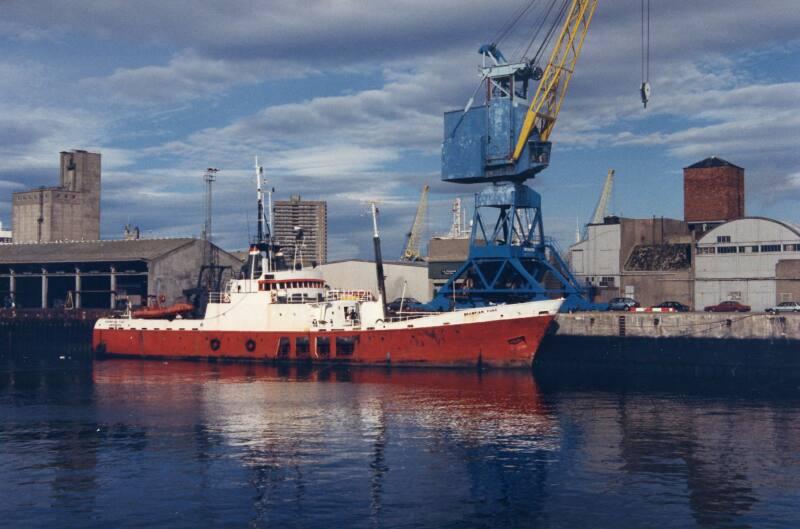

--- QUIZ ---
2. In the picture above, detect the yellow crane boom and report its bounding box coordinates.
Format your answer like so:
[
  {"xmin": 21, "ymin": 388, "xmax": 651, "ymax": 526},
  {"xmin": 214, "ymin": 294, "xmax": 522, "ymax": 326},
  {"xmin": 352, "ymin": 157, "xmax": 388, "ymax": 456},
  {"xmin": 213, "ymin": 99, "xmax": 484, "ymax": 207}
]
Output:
[
  {"xmin": 512, "ymin": 0, "xmax": 598, "ymax": 162},
  {"xmin": 401, "ymin": 184, "xmax": 429, "ymax": 262}
]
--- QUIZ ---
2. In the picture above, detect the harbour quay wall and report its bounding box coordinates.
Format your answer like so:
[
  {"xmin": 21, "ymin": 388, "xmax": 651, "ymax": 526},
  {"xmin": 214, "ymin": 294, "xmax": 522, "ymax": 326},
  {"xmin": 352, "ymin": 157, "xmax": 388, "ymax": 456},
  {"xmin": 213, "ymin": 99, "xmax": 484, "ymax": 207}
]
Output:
[
  {"xmin": 0, "ymin": 309, "xmax": 107, "ymax": 360},
  {"xmin": 539, "ymin": 311, "xmax": 800, "ymax": 373}
]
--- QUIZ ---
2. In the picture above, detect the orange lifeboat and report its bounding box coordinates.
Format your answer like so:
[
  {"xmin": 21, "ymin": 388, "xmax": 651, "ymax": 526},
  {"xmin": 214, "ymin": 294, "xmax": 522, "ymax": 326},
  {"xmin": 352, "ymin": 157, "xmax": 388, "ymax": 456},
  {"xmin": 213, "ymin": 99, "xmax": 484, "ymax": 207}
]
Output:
[{"xmin": 132, "ymin": 303, "xmax": 195, "ymax": 319}]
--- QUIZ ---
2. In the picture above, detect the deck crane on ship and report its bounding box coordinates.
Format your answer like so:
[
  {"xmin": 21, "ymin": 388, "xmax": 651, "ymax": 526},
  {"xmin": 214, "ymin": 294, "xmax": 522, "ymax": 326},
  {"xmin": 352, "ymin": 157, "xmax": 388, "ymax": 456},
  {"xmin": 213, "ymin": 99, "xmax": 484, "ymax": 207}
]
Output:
[{"xmin": 429, "ymin": 0, "xmax": 601, "ymax": 312}]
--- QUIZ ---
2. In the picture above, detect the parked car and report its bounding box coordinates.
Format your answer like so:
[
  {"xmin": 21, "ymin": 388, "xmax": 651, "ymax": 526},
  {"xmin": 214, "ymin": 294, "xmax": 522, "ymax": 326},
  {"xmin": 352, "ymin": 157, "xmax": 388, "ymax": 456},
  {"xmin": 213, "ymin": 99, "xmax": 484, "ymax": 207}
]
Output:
[
  {"xmin": 608, "ymin": 297, "xmax": 640, "ymax": 311},
  {"xmin": 703, "ymin": 300, "xmax": 751, "ymax": 313},
  {"xmin": 387, "ymin": 297, "xmax": 422, "ymax": 312},
  {"xmin": 653, "ymin": 301, "xmax": 690, "ymax": 312},
  {"xmin": 766, "ymin": 301, "xmax": 800, "ymax": 314}
]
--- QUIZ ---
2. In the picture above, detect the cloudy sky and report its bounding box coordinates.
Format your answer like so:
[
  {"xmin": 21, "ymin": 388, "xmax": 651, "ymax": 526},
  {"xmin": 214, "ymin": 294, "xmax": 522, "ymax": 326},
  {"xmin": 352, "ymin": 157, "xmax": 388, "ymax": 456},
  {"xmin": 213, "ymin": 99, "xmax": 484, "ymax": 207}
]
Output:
[{"xmin": 1, "ymin": 1, "xmax": 799, "ymax": 259}]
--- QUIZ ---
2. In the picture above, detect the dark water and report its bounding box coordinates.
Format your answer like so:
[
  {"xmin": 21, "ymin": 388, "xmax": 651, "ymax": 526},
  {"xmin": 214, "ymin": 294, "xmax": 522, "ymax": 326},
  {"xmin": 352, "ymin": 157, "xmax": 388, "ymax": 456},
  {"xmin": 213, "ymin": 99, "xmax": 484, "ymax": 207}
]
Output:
[{"xmin": 1, "ymin": 357, "xmax": 800, "ymax": 528}]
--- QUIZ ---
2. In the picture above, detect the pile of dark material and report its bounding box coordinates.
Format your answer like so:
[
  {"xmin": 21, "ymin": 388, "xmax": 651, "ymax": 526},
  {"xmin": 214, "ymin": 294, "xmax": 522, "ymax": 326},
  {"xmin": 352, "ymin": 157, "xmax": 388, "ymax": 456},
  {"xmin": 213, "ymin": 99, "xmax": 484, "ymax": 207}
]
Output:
[{"xmin": 624, "ymin": 244, "xmax": 691, "ymax": 271}]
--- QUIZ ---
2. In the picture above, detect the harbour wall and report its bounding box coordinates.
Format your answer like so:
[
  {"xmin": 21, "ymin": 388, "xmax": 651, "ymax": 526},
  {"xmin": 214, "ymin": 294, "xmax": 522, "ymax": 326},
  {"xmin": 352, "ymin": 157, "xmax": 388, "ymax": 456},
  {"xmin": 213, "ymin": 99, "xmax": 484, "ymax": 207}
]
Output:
[
  {"xmin": 2, "ymin": 309, "xmax": 800, "ymax": 374},
  {"xmin": 0, "ymin": 310, "xmax": 103, "ymax": 363},
  {"xmin": 538, "ymin": 311, "xmax": 800, "ymax": 373}
]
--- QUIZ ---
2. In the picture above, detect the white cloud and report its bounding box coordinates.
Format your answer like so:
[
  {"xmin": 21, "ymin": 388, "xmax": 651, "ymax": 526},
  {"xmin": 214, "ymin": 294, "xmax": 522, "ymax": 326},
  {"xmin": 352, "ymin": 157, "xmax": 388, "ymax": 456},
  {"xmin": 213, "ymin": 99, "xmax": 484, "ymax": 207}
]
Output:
[{"xmin": 82, "ymin": 50, "xmax": 316, "ymax": 105}]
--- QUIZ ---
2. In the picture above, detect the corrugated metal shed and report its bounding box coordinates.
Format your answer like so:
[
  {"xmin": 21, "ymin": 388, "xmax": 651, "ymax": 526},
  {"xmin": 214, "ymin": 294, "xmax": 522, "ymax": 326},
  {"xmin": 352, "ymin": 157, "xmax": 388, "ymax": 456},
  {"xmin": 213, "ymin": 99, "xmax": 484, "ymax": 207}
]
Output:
[{"xmin": 0, "ymin": 238, "xmax": 197, "ymax": 264}]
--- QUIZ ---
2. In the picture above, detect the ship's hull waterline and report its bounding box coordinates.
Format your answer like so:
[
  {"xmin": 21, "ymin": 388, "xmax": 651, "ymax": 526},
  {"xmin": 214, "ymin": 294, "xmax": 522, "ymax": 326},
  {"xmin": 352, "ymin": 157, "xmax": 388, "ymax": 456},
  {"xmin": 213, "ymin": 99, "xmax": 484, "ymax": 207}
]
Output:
[{"xmin": 93, "ymin": 309, "xmax": 556, "ymax": 368}]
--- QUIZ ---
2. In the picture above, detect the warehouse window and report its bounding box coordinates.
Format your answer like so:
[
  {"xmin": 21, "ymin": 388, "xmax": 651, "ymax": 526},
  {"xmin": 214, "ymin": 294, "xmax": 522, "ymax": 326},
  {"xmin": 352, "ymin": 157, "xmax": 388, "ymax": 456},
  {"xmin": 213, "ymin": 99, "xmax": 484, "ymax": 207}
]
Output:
[
  {"xmin": 697, "ymin": 247, "xmax": 715, "ymax": 255},
  {"xmin": 718, "ymin": 246, "xmax": 737, "ymax": 254},
  {"xmin": 738, "ymin": 246, "xmax": 747, "ymax": 253},
  {"xmin": 716, "ymin": 235, "xmax": 731, "ymax": 243},
  {"xmin": 751, "ymin": 245, "xmax": 760, "ymax": 253},
  {"xmin": 784, "ymin": 244, "xmax": 800, "ymax": 251},
  {"xmin": 761, "ymin": 244, "xmax": 781, "ymax": 252}
]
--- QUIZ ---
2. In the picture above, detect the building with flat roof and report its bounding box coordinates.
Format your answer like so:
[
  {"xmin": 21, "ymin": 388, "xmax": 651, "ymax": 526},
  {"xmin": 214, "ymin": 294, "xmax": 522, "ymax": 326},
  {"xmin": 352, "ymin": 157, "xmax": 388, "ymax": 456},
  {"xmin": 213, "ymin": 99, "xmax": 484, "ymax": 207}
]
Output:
[
  {"xmin": 318, "ymin": 259, "xmax": 430, "ymax": 302},
  {"xmin": 273, "ymin": 195, "xmax": 327, "ymax": 265},
  {"xmin": 0, "ymin": 238, "xmax": 241, "ymax": 310},
  {"xmin": 427, "ymin": 236, "xmax": 470, "ymax": 297},
  {"xmin": 0, "ymin": 222, "xmax": 11, "ymax": 244},
  {"xmin": 569, "ymin": 216, "xmax": 693, "ymax": 306},
  {"xmin": 12, "ymin": 150, "xmax": 101, "ymax": 243}
]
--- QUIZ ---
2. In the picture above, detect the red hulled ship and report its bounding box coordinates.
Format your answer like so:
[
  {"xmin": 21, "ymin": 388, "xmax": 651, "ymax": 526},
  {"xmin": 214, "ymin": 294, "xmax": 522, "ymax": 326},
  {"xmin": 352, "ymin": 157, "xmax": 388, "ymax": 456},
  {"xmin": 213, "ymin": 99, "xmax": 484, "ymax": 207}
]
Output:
[{"xmin": 93, "ymin": 159, "xmax": 561, "ymax": 368}]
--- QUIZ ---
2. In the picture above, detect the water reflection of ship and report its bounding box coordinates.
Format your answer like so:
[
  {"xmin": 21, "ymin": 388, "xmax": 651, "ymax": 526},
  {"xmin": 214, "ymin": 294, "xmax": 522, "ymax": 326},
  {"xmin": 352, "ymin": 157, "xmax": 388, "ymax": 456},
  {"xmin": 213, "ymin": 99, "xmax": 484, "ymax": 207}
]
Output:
[
  {"xmin": 93, "ymin": 361, "xmax": 558, "ymax": 524},
  {"xmin": 86, "ymin": 361, "xmax": 800, "ymax": 527}
]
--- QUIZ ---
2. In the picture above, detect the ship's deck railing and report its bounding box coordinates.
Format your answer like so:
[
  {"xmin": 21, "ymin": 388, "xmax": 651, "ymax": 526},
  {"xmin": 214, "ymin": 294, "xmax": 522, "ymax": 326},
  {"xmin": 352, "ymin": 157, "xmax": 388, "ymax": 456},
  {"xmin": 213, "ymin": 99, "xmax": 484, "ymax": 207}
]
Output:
[
  {"xmin": 209, "ymin": 292, "xmax": 231, "ymax": 304},
  {"xmin": 326, "ymin": 290, "xmax": 375, "ymax": 302},
  {"xmin": 382, "ymin": 311, "xmax": 440, "ymax": 323}
]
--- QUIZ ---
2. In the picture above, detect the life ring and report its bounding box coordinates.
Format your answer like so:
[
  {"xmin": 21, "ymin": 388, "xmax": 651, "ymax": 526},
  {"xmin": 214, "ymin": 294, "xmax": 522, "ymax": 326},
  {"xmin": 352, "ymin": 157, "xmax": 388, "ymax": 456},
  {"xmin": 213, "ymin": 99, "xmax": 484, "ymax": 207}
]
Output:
[
  {"xmin": 209, "ymin": 338, "xmax": 221, "ymax": 351},
  {"xmin": 245, "ymin": 339, "xmax": 256, "ymax": 352}
]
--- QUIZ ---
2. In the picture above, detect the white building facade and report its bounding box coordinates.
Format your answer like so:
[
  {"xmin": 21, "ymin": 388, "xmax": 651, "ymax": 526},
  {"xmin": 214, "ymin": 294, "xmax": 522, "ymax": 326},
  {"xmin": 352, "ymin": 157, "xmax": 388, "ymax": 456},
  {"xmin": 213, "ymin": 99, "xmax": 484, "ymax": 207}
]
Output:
[
  {"xmin": 569, "ymin": 221, "xmax": 622, "ymax": 290},
  {"xmin": 318, "ymin": 260, "xmax": 430, "ymax": 302},
  {"xmin": 695, "ymin": 217, "xmax": 800, "ymax": 311},
  {"xmin": 0, "ymin": 221, "xmax": 11, "ymax": 243}
]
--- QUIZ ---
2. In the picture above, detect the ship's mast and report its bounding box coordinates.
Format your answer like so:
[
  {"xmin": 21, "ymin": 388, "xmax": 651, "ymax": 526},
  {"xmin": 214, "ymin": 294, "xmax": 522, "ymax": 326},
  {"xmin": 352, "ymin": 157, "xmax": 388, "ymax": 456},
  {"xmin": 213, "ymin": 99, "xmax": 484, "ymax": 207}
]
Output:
[
  {"xmin": 371, "ymin": 203, "xmax": 388, "ymax": 317},
  {"xmin": 251, "ymin": 156, "xmax": 275, "ymax": 276},
  {"xmin": 255, "ymin": 156, "xmax": 265, "ymax": 243}
]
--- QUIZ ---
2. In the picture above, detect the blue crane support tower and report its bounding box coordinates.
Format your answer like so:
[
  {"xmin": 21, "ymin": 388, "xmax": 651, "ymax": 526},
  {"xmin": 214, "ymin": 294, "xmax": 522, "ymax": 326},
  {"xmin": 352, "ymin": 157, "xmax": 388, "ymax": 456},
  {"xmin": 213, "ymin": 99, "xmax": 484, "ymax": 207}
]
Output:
[{"xmin": 428, "ymin": 0, "xmax": 601, "ymax": 312}]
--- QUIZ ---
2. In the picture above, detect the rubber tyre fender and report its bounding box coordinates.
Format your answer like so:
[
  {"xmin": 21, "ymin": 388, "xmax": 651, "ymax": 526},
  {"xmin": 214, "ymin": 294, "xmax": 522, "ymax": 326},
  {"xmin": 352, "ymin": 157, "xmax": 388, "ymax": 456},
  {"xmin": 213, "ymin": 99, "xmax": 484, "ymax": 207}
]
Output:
[
  {"xmin": 245, "ymin": 339, "xmax": 256, "ymax": 352},
  {"xmin": 210, "ymin": 338, "xmax": 221, "ymax": 351}
]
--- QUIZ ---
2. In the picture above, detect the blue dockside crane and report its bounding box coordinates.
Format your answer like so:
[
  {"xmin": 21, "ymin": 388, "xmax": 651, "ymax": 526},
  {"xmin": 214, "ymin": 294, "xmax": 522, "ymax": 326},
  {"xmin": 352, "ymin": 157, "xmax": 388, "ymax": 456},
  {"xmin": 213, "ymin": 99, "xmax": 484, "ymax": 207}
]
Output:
[{"xmin": 428, "ymin": 0, "xmax": 602, "ymax": 312}]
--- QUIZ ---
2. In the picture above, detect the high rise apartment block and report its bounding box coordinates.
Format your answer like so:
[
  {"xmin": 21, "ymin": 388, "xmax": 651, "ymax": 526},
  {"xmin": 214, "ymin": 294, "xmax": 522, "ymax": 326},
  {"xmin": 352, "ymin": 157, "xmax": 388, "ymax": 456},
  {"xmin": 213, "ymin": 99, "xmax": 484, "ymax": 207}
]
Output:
[{"xmin": 273, "ymin": 195, "xmax": 327, "ymax": 266}]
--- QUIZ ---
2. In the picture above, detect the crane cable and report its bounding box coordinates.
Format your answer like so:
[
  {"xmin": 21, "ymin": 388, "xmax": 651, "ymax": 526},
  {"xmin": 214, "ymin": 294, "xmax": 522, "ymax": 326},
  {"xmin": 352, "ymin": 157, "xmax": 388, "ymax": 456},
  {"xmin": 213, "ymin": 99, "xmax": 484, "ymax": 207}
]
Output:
[
  {"xmin": 491, "ymin": 0, "xmax": 540, "ymax": 48},
  {"xmin": 640, "ymin": 0, "xmax": 651, "ymax": 108},
  {"xmin": 528, "ymin": 0, "xmax": 571, "ymax": 66},
  {"xmin": 522, "ymin": 0, "xmax": 567, "ymax": 64}
]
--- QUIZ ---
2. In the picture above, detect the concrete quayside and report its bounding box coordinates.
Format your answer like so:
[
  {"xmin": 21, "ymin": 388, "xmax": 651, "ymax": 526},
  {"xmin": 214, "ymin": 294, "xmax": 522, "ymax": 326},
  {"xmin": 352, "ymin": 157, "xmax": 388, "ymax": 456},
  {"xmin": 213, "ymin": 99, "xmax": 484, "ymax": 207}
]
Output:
[
  {"xmin": 2, "ymin": 309, "xmax": 800, "ymax": 375},
  {"xmin": 537, "ymin": 311, "xmax": 800, "ymax": 373}
]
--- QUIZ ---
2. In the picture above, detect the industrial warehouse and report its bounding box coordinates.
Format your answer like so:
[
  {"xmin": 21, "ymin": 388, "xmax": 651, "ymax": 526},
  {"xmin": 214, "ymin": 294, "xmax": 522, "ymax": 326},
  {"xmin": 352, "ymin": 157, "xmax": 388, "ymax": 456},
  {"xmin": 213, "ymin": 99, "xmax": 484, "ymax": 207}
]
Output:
[
  {"xmin": 1, "ymin": 151, "xmax": 799, "ymax": 313},
  {"xmin": 568, "ymin": 157, "xmax": 800, "ymax": 312}
]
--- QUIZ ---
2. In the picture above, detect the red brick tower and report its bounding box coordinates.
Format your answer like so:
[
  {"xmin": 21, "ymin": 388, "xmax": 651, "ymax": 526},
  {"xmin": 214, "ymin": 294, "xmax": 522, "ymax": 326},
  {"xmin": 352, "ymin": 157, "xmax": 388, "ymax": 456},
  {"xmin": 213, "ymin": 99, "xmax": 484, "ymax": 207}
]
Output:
[{"xmin": 683, "ymin": 157, "xmax": 744, "ymax": 224}]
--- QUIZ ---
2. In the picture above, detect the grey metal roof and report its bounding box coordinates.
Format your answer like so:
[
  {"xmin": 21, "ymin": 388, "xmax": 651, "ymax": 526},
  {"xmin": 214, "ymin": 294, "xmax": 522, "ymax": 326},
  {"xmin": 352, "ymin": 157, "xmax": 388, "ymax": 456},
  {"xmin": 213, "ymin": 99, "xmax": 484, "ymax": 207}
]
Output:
[
  {"xmin": 685, "ymin": 156, "xmax": 743, "ymax": 170},
  {"xmin": 321, "ymin": 258, "xmax": 428, "ymax": 268},
  {"xmin": 698, "ymin": 217, "xmax": 800, "ymax": 243},
  {"xmin": 0, "ymin": 238, "xmax": 198, "ymax": 264}
]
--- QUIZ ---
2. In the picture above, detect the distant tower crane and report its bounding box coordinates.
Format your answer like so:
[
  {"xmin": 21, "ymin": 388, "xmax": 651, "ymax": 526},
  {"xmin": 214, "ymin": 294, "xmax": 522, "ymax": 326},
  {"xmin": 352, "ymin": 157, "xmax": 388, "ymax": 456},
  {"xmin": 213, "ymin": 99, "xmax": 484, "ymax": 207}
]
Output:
[
  {"xmin": 430, "ymin": 0, "xmax": 600, "ymax": 311},
  {"xmin": 582, "ymin": 169, "xmax": 615, "ymax": 240},
  {"xmin": 400, "ymin": 184, "xmax": 429, "ymax": 262}
]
